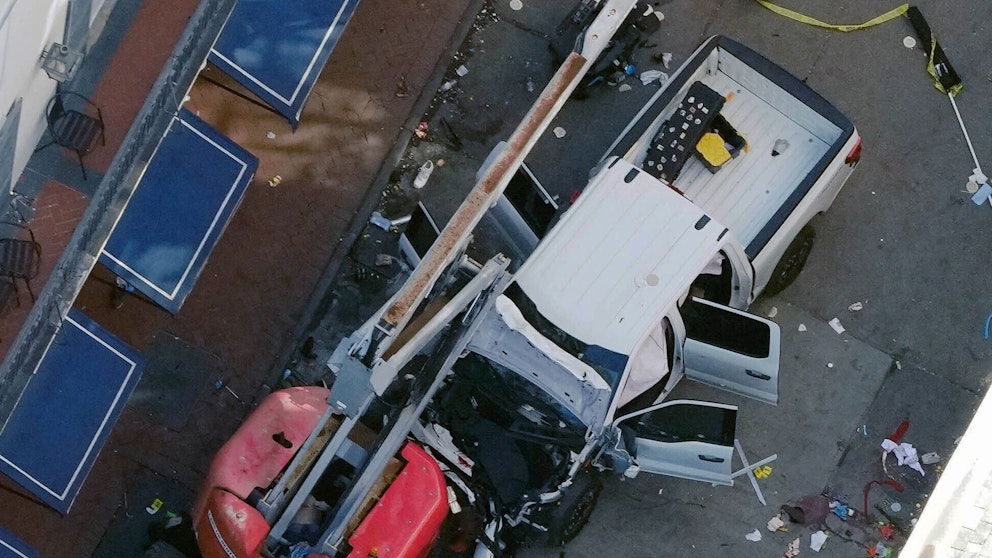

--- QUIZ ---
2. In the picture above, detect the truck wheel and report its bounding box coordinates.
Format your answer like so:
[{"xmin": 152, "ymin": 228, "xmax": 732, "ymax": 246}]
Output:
[
  {"xmin": 764, "ymin": 225, "xmax": 815, "ymax": 296},
  {"xmin": 545, "ymin": 471, "xmax": 602, "ymax": 546}
]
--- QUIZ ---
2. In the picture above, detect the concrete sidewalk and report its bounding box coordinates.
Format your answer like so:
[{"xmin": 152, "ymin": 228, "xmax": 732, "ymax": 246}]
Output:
[{"xmin": 0, "ymin": 0, "xmax": 478, "ymax": 556}]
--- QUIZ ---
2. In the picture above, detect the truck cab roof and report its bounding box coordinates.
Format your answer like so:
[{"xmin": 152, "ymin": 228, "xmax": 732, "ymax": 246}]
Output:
[{"xmin": 514, "ymin": 157, "xmax": 730, "ymax": 356}]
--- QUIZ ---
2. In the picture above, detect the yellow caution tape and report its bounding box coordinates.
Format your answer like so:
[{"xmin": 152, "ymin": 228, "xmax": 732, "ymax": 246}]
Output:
[
  {"xmin": 754, "ymin": 1, "xmax": 909, "ymax": 32},
  {"xmin": 927, "ymin": 38, "xmax": 963, "ymax": 96}
]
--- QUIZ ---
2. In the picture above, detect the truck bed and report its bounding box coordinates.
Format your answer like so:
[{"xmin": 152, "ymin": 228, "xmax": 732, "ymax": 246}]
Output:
[{"xmin": 611, "ymin": 37, "xmax": 849, "ymax": 256}]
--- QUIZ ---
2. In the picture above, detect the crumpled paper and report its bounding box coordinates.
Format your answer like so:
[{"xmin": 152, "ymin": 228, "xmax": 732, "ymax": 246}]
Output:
[
  {"xmin": 768, "ymin": 514, "xmax": 787, "ymax": 531},
  {"xmin": 810, "ymin": 530, "xmax": 828, "ymax": 552},
  {"xmin": 640, "ymin": 69, "xmax": 669, "ymax": 86},
  {"xmin": 745, "ymin": 529, "xmax": 762, "ymax": 542},
  {"xmin": 881, "ymin": 438, "xmax": 925, "ymax": 476}
]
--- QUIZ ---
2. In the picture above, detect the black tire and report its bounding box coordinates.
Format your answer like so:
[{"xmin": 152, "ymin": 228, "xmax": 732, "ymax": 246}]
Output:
[
  {"xmin": 764, "ymin": 224, "xmax": 816, "ymax": 296},
  {"xmin": 544, "ymin": 471, "xmax": 602, "ymax": 546}
]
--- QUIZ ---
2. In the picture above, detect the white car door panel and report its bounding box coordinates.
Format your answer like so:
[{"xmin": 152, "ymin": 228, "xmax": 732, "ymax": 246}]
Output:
[{"xmin": 681, "ymin": 297, "xmax": 780, "ymax": 405}]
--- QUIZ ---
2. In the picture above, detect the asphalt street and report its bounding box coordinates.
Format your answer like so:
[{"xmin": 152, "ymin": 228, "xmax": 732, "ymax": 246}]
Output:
[{"xmin": 304, "ymin": 0, "xmax": 992, "ymax": 556}]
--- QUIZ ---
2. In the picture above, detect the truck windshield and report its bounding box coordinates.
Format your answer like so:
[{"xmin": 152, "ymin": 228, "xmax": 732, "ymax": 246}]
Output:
[{"xmin": 503, "ymin": 282, "xmax": 626, "ymax": 390}]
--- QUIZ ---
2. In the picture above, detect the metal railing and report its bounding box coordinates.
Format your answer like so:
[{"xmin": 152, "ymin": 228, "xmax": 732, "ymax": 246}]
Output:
[{"xmin": 0, "ymin": 0, "xmax": 237, "ymax": 426}]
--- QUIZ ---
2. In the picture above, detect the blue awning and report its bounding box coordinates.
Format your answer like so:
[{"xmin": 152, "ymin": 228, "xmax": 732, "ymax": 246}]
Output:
[
  {"xmin": 0, "ymin": 309, "xmax": 143, "ymax": 514},
  {"xmin": 209, "ymin": 0, "xmax": 361, "ymax": 126},
  {"xmin": 99, "ymin": 108, "xmax": 258, "ymax": 313},
  {"xmin": 0, "ymin": 525, "xmax": 37, "ymax": 558}
]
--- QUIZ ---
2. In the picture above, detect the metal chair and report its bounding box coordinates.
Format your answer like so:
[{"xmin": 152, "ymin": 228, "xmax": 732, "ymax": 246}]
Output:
[
  {"xmin": 34, "ymin": 91, "xmax": 106, "ymax": 180},
  {"xmin": 0, "ymin": 223, "xmax": 41, "ymax": 303}
]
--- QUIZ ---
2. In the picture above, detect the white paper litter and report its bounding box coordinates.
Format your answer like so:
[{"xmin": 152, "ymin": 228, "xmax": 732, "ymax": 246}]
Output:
[
  {"xmin": 553, "ymin": 126, "xmax": 566, "ymax": 138},
  {"xmin": 509, "ymin": 0, "xmax": 523, "ymax": 10},
  {"xmin": 639, "ymin": 69, "xmax": 669, "ymax": 86},
  {"xmin": 618, "ymin": 83, "xmax": 632, "ymax": 92},
  {"xmin": 848, "ymin": 302, "xmax": 863, "ymax": 312},
  {"xmin": 810, "ymin": 530, "xmax": 828, "ymax": 552},
  {"xmin": 921, "ymin": 451, "xmax": 941, "ymax": 465},
  {"xmin": 785, "ymin": 537, "xmax": 801, "ymax": 557},
  {"xmin": 798, "ymin": 323, "xmax": 807, "ymax": 332},
  {"xmin": 767, "ymin": 306, "xmax": 778, "ymax": 318},
  {"xmin": 456, "ymin": 64, "xmax": 469, "ymax": 77},
  {"xmin": 745, "ymin": 529, "xmax": 762, "ymax": 542},
  {"xmin": 882, "ymin": 438, "xmax": 925, "ymax": 476},
  {"xmin": 767, "ymin": 515, "xmax": 786, "ymax": 532},
  {"xmin": 828, "ymin": 318, "xmax": 845, "ymax": 334},
  {"xmin": 903, "ymin": 36, "xmax": 917, "ymax": 48}
]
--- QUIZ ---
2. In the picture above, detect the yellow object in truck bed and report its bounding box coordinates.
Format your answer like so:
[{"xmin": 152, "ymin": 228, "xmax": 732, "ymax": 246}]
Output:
[{"xmin": 696, "ymin": 132, "xmax": 732, "ymax": 168}]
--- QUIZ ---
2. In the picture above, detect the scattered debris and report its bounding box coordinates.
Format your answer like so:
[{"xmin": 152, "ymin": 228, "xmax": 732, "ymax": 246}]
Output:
[
  {"xmin": 921, "ymin": 451, "xmax": 941, "ymax": 465},
  {"xmin": 414, "ymin": 160, "xmax": 435, "ymax": 189},
  {"xmin": 266, "ymin": 131, "xmax": 276, "ymax": 139},
  {"xmin": 415, "ymin": 121, "xmax": 429, "ymax": 139},
  {"xmin": 509, "ymin": 0, "xmax": 523, "ymax": 10},
  {"xmin": 902, "ymin": 36, "xmax": 916, "ymax": 49},
  {"xmin": 754, "ymin": 465, "xmax": 773, "ymax": 478},
  {"xmin": 907, "ymin": 8, "xmax": 990, "ymax": 201},
  {"xmin": 526, "ymin": 77, "xmax": 535, "ymax": 92},
  {"xmin": 268, "ymin": 175, "xmax": 282, "ymax": 187},
  {"xmin": 456, "ymin": 64, "xmax": 469, "ymax": 77},
  {"xmin": 768, "ymin": 514, "xmax": 787, "ymax": 532},
  {"xmin": 662, "ymin": 52, "xmax": 672, "ymax": 68},
  {"xmin": 828, "ymin": 318, "xmax": 845, "ymax": 334},
  {"xmin": 798, "ymin": 323, "xmax": 807, "ymax": 332},
  {"xmin": 810, "ymin": 530, "xmax": 828, "ymax": 552},
  {"xmin": 553, "ymin": 126, "xmax": 566, "ymax": 139},
  {"xmin": 146, "ymin": 497, "xmax": 164, "ymax": 515},
  {"xmin": 783, "ymin": 537, "xmax": 801, "ymax": 557},
  {"xmin": 745, "ymin": 529, "xmax": 762, "ymax": 542},
  {"xmin": 369, "ymin": 211, "xmax": 393, "ymax": 231},
  {"xmin": 767, "ymin": 306, "xmax": 778, "ymax": 318},
  {"xmin": 829, "ymin": 500, "xmax": 855, "ymax": 521},
  {"xmin": 772, "ymin": 138, "xmax": 790, "ymax": 156},
  {"xmin": 870, "ymin": 542, "xmax": 893, "ymax": 557},
  {"xmin": 439, "ymin": 80, "xmax": 457, "ymax": 92},
  {"xmin": 639, "ymin": 69, "xmax": 669, "ymax": 86},
  {"xmin": 781, "ymin": 494, "xmax": 829, "ymax": 526},
  {"xmin": 970, "ymin": 180, "xmax": 992, "ymax": 206},
  {"xmin": 826, "ymin": 362, "xmax": 833, "ymax": 368},
  {"xmin": 395, "ymin": 74, "xmax": 409, "ymax": 97},
  {"xmin": 858, "ymin": 424, "xmax": 869, "ymax": 437},
  {"xmin": 878, "ymin": 523, "xmax": 896, "ymax": 540},
  {"xmin": 881, "ymin": 438, "xmax": 925, "ymax": 476},
  {"xmin": 618, "ymin": 83, "xmax": 633, "ymax": 92},
  {"xmin": 848, "ymin": 301, "xmax": 863, "ymax": 312}
]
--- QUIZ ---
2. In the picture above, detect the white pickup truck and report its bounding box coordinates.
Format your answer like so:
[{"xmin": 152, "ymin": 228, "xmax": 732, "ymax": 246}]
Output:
[
  {"xmin": 192, "ymin": 31, "xmax": 861, "ymax": 558},
  {"xmin": 493, "ymin": 35, "xmax": 861, "ymax": 298}
]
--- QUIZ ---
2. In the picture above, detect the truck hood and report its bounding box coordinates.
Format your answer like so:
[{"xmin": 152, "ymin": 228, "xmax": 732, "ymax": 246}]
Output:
[{"xmin": 514, "ymin": 158, "xmax": 729, "ymax": 356}]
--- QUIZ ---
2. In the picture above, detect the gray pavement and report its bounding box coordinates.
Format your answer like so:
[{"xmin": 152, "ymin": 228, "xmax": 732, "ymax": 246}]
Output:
[
  {"xmin": 303, "ymin": 0, "xmax": 992, "ymax": 556},
  {"xmin": 4, "ymin": 0, "xmax": 977, "ymax": 555}
]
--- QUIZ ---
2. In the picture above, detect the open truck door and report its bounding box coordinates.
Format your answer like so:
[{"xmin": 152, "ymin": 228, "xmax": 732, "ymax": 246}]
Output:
[
  {"xmin": 680, "ymin": 297, "xmax": 780, "ymax": 405},
  {"xmin": 614, "ymin": 400, "xmax": 738, "ymax": 485}
]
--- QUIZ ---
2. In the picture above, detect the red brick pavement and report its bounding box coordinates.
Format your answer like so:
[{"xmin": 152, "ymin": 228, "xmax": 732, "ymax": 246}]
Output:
[
  {"xmin": 0, "ymin": 0, "xmax": 474, "ymax": 555},
  {"xmin": 0, "ymin": 180, "xmax": 89, "ymax": 355}
]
